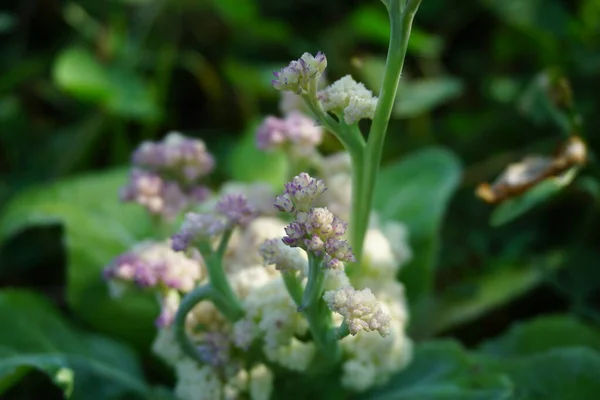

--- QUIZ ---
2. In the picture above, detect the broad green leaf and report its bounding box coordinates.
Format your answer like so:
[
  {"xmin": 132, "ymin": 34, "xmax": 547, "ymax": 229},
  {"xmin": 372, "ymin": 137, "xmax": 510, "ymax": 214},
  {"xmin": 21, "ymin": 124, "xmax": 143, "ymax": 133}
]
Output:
[
  {"xmin": 104, "ymin": 67, "xmax": 161, "ymax": 122},
  {"xmin": 480, "ymin": 315, "xmax": 600, "ymax": 357},
  {"xmin": 498, "ymin": 348, "xmax": 600, "ymax": 400},
  {"xmin": 0, "ymin": 290, "xmax": 149, "ymax": 399},
  {"xmin": 228, "ymin": 122, "xmax": 288, "ymax": 191},
  {"xmin": 394, "ymin": 78, "xmax": 464, "ymax": 118},
  {"xmin": 374, "ymin": 147, "xmax": 462, "ymax": 301},
  {"xmin": 362, "ymin": 341, "xmax": 512, "ymax": 400},
  {"xmin": 490, "ymin": 168, "xmax": 577, "ymax": 227},
  {"xmin": 0, "ymin": 170, "xmax": 158, "ymax": 350},
  {"xmin": 52, "ymin": 48, "xmax": 113, "ymax": 102},
  {"xmin": 52, "ymin": 47, "xmax": 159, "ymax": 122},
  {"xmin": 423, "ymin": 252, "xmax": 564, "ymax": 335}
]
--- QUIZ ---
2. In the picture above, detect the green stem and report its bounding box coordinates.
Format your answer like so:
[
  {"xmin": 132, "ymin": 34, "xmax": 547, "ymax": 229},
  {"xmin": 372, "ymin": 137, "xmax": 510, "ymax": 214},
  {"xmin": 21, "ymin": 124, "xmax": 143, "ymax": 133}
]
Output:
[
  {"xmin": 336, "ymin": 321, "xmax": 350, "ymax": 339},
  {"xmin": 301, "ymin": 254, "xmax": 326, "ymax": 311},
  {"xmin": 205, "ymin": 228, "xmax": 244, "ymax": 321},
  {"xmin": 173, "ymin": 284, "xmax": 214, "ymax": 364},
  {"xmin": 346, "ymin": 125, "xmax": 366, "ymax": 264},
  {"xmin": 282, "ymin": 272, "xmax": 304, "ymax": 308},
  {"xmin": 355, "ymin": 0, "xmax": 421, "ymax": 260},
  {"xmin": 300, "ymin": 254, "xmax": 340, "ymax": 363}
]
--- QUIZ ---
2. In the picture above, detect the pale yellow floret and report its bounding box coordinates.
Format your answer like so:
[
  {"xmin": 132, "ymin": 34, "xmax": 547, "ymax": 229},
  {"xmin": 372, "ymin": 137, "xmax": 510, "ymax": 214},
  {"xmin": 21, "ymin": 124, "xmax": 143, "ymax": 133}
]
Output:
[{"xmin": 174, "ymin": 360, "xmax": 222, "ymax": 400}]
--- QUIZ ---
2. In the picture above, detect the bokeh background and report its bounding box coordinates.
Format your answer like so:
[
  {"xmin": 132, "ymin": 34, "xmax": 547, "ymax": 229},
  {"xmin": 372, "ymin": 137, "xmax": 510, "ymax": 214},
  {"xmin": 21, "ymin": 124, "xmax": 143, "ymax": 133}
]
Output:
[{"xmin": 1, "ymin": 0, "xmax": 600, "ymax": 398}]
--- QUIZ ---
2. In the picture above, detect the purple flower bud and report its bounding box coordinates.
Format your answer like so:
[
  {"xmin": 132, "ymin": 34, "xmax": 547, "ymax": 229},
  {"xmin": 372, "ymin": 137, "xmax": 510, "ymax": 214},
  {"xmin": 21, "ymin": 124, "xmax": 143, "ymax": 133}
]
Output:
[
  {"xmin": 256, "ymin": 116, "xmax": 287, "ymax": 151},
  {"xmin": 104, "ymin": 241, "xmax": 203, "ymax": 295},
  {"xmin": 132, "ymin": 132, "xmax": 215, "ymax": 184},
  {"xmin": 216, "ymin": 193, "xmax": 256, "ymax": 227},
  {"xmin": 284, "ymin": 221, "xmax": 306, "ymax": 241},
  {"xmin": 325, "ymin": 239, "xmax": 355, "ymax": 263},
  {"xmin": 120, "ymin": 169, "xmax": 188, "ymax": 220},
  {"xmin": 304, "ymin": 235, "xmax": 325, "ymax": 254},
  {"xmin": 272, "ymin": 60, "xmax": 303, "ymax": 93},
  {"xmin": 284, "ymin": 111, "xmax": 323, "ymax": 151},
  {"xmin": 172, "ymin": 212, "xmax": 226, "ymax": 252},
  {"xmin": 274, "ymin": 193, "xmax": 295, "ymax": 213},
  {"xmin": 171, "ymin": 232, "xmax": 192, "ymax": 252},
  {"xmin": 283, "ymin": 173, "xmax": 327, "ymax": 212}
]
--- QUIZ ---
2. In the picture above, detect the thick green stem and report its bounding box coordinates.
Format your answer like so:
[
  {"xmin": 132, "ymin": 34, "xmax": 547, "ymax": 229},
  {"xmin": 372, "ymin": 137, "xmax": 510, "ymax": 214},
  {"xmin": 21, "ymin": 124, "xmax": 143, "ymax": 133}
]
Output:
[
  {"xmin": 283, "ymin": 272, "xmax": 304, "ymax": 308},
  {"xmin": 205, "ymin": 228, "xmax": 244, "ymax": 321},
  {"xmin": 301, "ymin": 254, "xmax": 326, "ymax": 311},
  {"xmin": 336, "ymin": 321, "xmax": 350, "ymax": 339},
  {"xmin": 173, "ymin": 284, "xmax": 214, "ymax": 364},
  {"xmin": 354, "ymin": 0, "xmax": 421, "ymax": 260},
  {"xmin": 300, "ymin": 254, "xmax": 340, "ymax": 363},
  {"xmin": 346, "ymin": 126, "xmax": 366, "ymax": 263}
]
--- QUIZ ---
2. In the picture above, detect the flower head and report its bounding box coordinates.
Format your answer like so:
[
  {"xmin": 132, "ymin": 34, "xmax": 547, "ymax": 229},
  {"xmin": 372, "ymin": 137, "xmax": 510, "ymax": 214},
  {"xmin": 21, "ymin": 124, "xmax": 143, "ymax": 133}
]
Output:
[
  {"xmin": 272, "ymin": 52, "xmax": 327, "ymax": 94},
  {"xmin": 103, "ymin": 241, "xmax": 203, "ymax": 293},
  {"xmin": 216, "ymin": 194, "xmax": 256, "ymax": 227},
  {"xmin": 259, "ymin": 239, "xmax": 307, "ymax": 273},
  {"xmin": 120, "ymin": 169, "xmax": 189, "ymax": 219},
  {"xmin": 132, "ymin": 132, "xmax": 215, "ymax": 184},
  {"xmin": 320, "ymin": 75, "xmax": 378, "ymax": 124},
  {"xmin": 172, "ymin": 212, "xmax": 225, "ymax": 252},
  {"xmin": 324, "ymin": 285, "xmax": 391, "ymax": 336},
  {"xmin": 256, "ymin": 112, "xmax": 323, "ymax": 157},
  {"xmin": 274, "ymin": 174, "xmax": 355, "ymax": 268},
  {"xmin": 122, "ymin": 132, "xmax": 215, "ymax": 219},
  {"xmin": 281, "ymin": 173, "xmax": 327, "ymax": 212}
]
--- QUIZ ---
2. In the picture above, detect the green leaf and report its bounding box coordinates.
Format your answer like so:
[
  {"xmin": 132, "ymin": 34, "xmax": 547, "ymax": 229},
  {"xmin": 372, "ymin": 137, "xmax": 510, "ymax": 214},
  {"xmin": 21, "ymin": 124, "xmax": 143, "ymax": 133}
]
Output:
[
  {"xmin": 499, "ymin": 348, "xmax": 600, "ymax": 400},
  {"xmin": 373, "ymin": 147, "xmax": 462, "ymax": 301},
  {"xmin": 0, "ymin": 290, "xmax": 149, "ymax": 398},
  {"xmin": 227, "ymin": 121, "xmax": 288, "ymax": 191},
  {"xmin": 393, "ymin": 78, "xmax": 464, "ymax": 118},
  {"xmin": 52, "ymin": 48, "xmax": 113, "ymax": 102},
  {"xmin": 490, "ymin": 168, "xmax": 578, "ymax": 227},
  {"xmin": 424, "ymin": 252, "xmax": 564, "ymax": 335},
  {"xmin": 362, "ymin": 341, "xmax": 512, "ymax": 400},
  {"xmin": 0, "ymin": 170, "xmax": 158, "ymax": 350},
  {"xmin": 52, "ymin": 47, "xmax": 159, "ymax": 122},
  {"xmin": 104, "ymin": 67, "xmax": 161, "ymax": 122},
  {"xmin": 480, "ymin": 315, "xmax": 600, "ymax": 357}
]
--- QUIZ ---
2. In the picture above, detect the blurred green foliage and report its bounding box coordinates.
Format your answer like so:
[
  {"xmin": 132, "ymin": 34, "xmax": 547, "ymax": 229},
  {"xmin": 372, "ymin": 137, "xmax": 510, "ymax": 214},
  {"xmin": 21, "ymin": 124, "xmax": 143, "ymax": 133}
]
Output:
[{"xmin": 1, "ymin": 0, "xmax": 600, "ymax": 398}]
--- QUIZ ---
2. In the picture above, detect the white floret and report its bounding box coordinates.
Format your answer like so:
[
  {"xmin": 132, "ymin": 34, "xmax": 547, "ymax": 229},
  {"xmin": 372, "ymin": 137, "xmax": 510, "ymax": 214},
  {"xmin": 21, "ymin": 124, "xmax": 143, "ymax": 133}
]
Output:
[
  {"xmin": 174, "ymin": 360, "xmax": 222, "ymax": 400},
  {"xmin": 249, "ymin": 364, "xmax": 274, "ymax": 400}
]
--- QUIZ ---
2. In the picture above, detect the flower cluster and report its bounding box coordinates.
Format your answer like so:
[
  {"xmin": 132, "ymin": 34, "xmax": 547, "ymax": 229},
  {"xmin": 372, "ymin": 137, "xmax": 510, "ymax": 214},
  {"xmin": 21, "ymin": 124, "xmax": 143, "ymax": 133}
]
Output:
[
  {"xmin": 320, "ymin": 75, "xmax": 378, "ymax": 125},
  {"xmin": 275, "ymin": 173, "xmax": 355, "ymax": 269},
  {"xmin": 120, "ymin": 132, "xmax": 214, "ymax": 219},
  {"xmin": 152, "ymin": 216, "xmax": 291, "ymax": 400},
  {"xmin": 256, "ymin": 111, "xmax": 323, "ymax": 157},
  {"xmin": 103, "ymin": 240, "xmax": 204, "ymax": 326},
  {"xmin": 271, "ymin": 52, "xmax": 377, "ymax": 126},
  {"xmin": 271, "ymin": 52, "xmax": 327, "ymax": 94},
  {"xmin": 324, "ymin": 285, "xmax": 391, "ymax": 336},
  {"xmin": 107, "ymin": 129, "xmax": 414, "ymax": 397},
  {"xmin": 103, "ymin": 240, "xmax": 203, "ymax": 293},
  {"xmin": 171, "ymin": 193, "xmax": 256, "ymax": 252},
  {"xmin": 259, "ymin": 238, "xmax": 307, "ymax": 273}
]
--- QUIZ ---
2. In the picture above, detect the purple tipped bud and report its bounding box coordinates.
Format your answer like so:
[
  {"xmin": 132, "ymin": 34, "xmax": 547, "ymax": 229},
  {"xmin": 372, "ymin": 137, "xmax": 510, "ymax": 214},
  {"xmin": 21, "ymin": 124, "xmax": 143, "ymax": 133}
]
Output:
[
  {"xmin": 274, "ymin": 193, "xmax": 295, "ymax": 213},
  {"xmin": 216, "ymin": 193, "xmax": 256, "ymax": 227}
]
